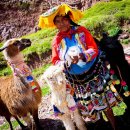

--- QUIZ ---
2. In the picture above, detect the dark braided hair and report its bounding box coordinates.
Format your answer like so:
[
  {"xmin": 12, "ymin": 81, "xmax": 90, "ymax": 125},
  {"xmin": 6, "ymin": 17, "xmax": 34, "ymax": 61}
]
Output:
[
  {"xmin": 64, "ymin": 12, "xmax": 79, "ymax": 26},
  {"xmin": 53, "ymin": 12, "xmax": 79, "ymax": 27}
]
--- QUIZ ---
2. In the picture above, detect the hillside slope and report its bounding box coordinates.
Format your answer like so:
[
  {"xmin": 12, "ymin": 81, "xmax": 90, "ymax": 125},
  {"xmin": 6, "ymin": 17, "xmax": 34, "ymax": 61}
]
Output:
[{"xmin": 0, "ymin": 0, "xmax": 108, "ymax": 42}]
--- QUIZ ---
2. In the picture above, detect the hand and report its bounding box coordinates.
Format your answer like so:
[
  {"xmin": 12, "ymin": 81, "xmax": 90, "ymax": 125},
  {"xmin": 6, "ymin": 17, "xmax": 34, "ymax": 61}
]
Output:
[
  {"xmin": 57, "ymin": 60, "xmax": 70, "ymax": 70},
  {"xmin": 71, "ymin": 56, "xmax": 79, "ymax": 64},
  {"xmin": 57, "ymin": 60, "xmax": 65, "ymax": 70},
  {"xmin": 84, "ymin": 51, "xmax": 91, "ymax": 62}
]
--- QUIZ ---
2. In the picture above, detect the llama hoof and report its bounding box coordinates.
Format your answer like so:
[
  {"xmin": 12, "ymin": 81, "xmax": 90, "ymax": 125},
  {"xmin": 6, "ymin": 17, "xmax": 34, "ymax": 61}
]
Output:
[
  {"xmin": 22, "ymin": 125, "xmax": 31, "ymax": 130},
  {"xmin": 36, "ymin": 125, "xmax": 43, "ymax": 130},
  {"xmin": 15, "ymin": 125, "xmax": 29, "ymax": 130}
]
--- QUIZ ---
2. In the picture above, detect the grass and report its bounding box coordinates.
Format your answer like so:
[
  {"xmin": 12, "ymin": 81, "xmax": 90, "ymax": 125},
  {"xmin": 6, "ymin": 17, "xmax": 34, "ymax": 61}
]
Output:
[
  {"xmin": 80, "ymin": 0, "xmax": 130, "ymax": 36},
  {"xmin": 21, "ymin": 28, "xmax": 57, "ymax": 56},
  {"xmin": 22, "ymin": 36, "xmax": 53, "ymax": 56},
  {"xmin": 122, "ymin": 39, "xmax": 130, "ymax": 44},
  {"xmin": 0, "ymin": 119, "xmax": 23, "ymax": 130},
  {"xmin": 41, "ymin": 85, "xmax": 50, "ymax": 96},
  {"xmin": 32, "ymin": 63, "xmax": 51, "ymax": 78},
  {"xmin": 0, "ymin": 67, "xmax": 12, "ymax": 76}
]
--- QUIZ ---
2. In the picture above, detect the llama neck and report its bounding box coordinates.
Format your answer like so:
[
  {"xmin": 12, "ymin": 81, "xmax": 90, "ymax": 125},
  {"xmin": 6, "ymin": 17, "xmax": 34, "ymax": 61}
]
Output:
[
  {"xmin": 7, "ymin": 53, "xmax": 24, "ymax": 65},
  {"xmin": 7, "ymin": 53, "xmax": 31, "ymax": 76},
  {"xmin": 51, "ymin": 85, "xmax": 66, "ymax": 101}
]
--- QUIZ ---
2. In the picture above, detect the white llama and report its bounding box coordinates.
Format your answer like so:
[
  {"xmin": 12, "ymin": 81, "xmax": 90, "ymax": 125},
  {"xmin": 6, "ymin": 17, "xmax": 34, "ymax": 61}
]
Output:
[{"xmin": 41, "ymin": 64, "xmax": 87, "ymax": 130}]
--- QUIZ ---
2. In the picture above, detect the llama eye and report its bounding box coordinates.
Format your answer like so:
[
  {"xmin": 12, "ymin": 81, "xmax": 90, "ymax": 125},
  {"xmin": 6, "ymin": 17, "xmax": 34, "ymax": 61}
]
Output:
[
  {"xmin": 49, "ymin": 77, "xmax": 53, "ymax": 80},
  {"xmin": 13, "ymin": 41, "xmax": 21, "ymax": 46},
  {"xmin": 21, "ymin": 39, "xmax": 31, "ymax": 43},
  {"xmin": 21, "ymin": 39, "xmax": 27, "ymax": 42}
]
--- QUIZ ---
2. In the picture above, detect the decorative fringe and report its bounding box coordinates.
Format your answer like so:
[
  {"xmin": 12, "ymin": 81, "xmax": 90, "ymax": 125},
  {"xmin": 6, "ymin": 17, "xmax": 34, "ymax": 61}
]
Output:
[
  {"xmin": 110, "ymin": 69, "xmax": 130, "ymax": 97},
  {"xmin": 53, "ymin": 105, "xmax": 64, "ymax": 117},
  {"xmin": 26, "ymin": 75, "xmax": 39, "ymax": 92}
]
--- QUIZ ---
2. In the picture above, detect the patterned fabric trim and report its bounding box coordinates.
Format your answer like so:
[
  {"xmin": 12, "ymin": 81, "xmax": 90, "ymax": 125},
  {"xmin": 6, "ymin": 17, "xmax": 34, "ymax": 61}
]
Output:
[{"xmin": 65, "ymin": 52, "xmax": 124, "ymax": 122}]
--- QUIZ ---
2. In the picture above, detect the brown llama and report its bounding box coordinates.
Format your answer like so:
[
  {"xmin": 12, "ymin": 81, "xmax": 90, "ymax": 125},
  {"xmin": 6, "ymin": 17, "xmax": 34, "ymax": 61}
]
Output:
[
  {"xmin": 0, "ymin": 94, "xmax": 26, "ymax": 130},
  {"xmin": 0, "ymin": 38, "xmax": 42, "ymax": 130}
]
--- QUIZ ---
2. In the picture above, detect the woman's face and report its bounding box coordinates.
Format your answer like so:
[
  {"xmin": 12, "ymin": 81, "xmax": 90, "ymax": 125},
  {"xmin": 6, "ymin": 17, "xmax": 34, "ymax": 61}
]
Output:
[{"xmin": 54, "ymin": 16, "xmax": 71, "ymax": 32}]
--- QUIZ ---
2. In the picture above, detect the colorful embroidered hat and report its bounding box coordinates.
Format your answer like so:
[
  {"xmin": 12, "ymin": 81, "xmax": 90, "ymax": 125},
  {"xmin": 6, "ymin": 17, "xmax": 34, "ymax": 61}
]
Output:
[{"xmin": 38, "ymin": 4, "xmax": 83, "ymax": 28}]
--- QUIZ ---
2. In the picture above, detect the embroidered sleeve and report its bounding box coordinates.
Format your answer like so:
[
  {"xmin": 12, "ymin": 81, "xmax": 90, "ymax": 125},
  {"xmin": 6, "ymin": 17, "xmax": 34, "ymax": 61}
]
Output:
[
  {"xmin": 52, "ymin": 36, "xmax": 63, "ymax": 65},
  {"xmin": 52, "ymin": 38, "xmax": 60, "ymax": 65},
  {"xmin": 78, "ymin": 26, "xmax": 98, "ymax": 61}
]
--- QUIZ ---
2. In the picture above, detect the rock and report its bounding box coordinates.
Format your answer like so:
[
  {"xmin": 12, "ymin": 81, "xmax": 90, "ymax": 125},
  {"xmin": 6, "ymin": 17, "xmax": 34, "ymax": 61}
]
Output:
[
  {"xmin": 0, "ymin": 0, "xmax": 110, "ymax": 42},
  {"xmin": 0, "ymin": 117, "xmax": 5, "ymax": 126},
  {"xmin": 119, "ymin": 33, "xmax": 129, "ymax": 39}
]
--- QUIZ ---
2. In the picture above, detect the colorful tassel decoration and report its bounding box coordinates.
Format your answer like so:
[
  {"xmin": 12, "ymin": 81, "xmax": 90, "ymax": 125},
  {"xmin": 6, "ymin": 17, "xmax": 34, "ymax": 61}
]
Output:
[
  {"xmin": 121, "ymin": 80, "xmax": 130, "ymax": 97},
  {"xmin": 110, "ymin": 69, "xmax": 115, "ymax": 75},
  {"xmin": 115, "ymin": 80, "xmax": 120, "ymax": 85},
  {"xmin": 124, "ymin": 91, "xmax": 130, "ymax": 97},
  {"xmin": 110, "ymin": 69, "xmax": 120, "ymax": 86},
  {"xmin": 26, "ymin": 75, "xmax": 38, "ymax": 92},
  {"xmin": 121, "ymin": 80, "xmax": 127, "ymax": 86},
  {"xmin": 32, "ymin": 85, "xmax": 39, "ymax": 92},
  {"xmin": 53, "ymin": 105, "xmax": 64, "ymax": 116},
  {"xmin": 110, "ymin": 84, "xmax": 117, "ymax": 93},
  {"xmin": 123, "ymin": 85, "xmax": 128, "ymax": 91}
]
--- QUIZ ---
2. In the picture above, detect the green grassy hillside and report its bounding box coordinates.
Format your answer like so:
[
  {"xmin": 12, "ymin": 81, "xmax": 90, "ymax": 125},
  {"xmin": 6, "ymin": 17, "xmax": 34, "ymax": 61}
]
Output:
[{"xmin": 80, "ymin": 0, "xmax": 130, "ymax": 36}]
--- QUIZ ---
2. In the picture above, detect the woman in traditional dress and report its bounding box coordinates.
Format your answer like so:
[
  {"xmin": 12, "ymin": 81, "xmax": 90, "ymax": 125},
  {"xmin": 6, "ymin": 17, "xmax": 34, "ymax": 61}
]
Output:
[{"xmin": 38, "ymin": 4, "xmax": 123, "ymax": 130}]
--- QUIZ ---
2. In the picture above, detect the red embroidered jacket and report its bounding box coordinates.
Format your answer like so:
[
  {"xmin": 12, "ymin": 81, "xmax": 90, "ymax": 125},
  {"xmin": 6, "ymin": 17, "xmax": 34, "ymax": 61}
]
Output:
[{"xmin": 51, "ymin": 26, "xmax": 98, "ymax": 65}]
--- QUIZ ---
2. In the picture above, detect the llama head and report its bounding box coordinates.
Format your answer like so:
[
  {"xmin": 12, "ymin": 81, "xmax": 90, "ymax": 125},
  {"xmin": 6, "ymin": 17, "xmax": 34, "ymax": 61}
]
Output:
[
  {"xmin": 66, "ymin": 46, "xmax": 86, "ymax": 64},
  {"xmin": 67, "ymin": 46, "xmax": 80, "ymax": 59},
  {"xmin": 99, "ymin": 32, "xmax": 123, "ymax": 50},
  {"xmin": 99, "ymin": 32, "xmax": 124, "ymax": 61},
  {"xmin": 65, "ymin": 46, "xmax": 81, "ymax": 65},
  {"xmin": 0, "ymin": 38, "xmax": 31, "ymax": 58},
  {"xmin": 42, "ymin": 65, "xmax": 66, "ymax": 90}
]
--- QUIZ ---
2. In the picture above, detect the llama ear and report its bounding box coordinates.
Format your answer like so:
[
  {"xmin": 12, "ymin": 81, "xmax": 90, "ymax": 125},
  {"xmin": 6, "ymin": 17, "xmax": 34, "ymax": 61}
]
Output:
[
  {"xmin": 0, "ymin": 46, "xmax": 7, "ymax": 52},
  {"xmin": 102, "ymin": 32, "xmax": 108, "ymax": 38},
  {"xmin": 59, "ymin": 65, "xmax": 65, "ymax": 72}
]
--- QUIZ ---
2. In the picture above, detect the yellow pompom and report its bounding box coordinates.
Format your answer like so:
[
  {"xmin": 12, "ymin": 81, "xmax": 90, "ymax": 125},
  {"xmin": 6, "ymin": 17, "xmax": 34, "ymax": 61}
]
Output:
[
  {"xmin": 115, "ymin": 80, "xmax": 120, "ymax": 85},
  {"xmin": 124, "ymin": 91, "xmax": 130, "ymax": 97}
]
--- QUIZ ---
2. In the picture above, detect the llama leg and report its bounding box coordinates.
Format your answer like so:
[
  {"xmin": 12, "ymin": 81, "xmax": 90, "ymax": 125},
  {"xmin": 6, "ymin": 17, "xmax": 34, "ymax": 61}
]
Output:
[
  {"xmin": 5, "ymin": 116, "xmax": 13, "ymax": 130},
  {"xmin": 104, "ymin": 108, "xmax": 119, "ymax": 130},
  {"xmin": 73, "ymin": 109, "xmax": 87, "ymax": 130},
  {"xmin": 22, "ymin": 114, "xmax": 32, "ymax": 127},
  {"xmin": 14, "ymin": 116, "xmax": 27, "ymax": 129},
  {"xmin": 59, "ymin": 113, "xmax": 76, "ymax": 130},
  {"xmin": 31, "ymin": 108, "xmax": 42, "ymax": 130},
  {"xmin": 123, "ymin": 96, "xmax": 130, "ymax": 122}
]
